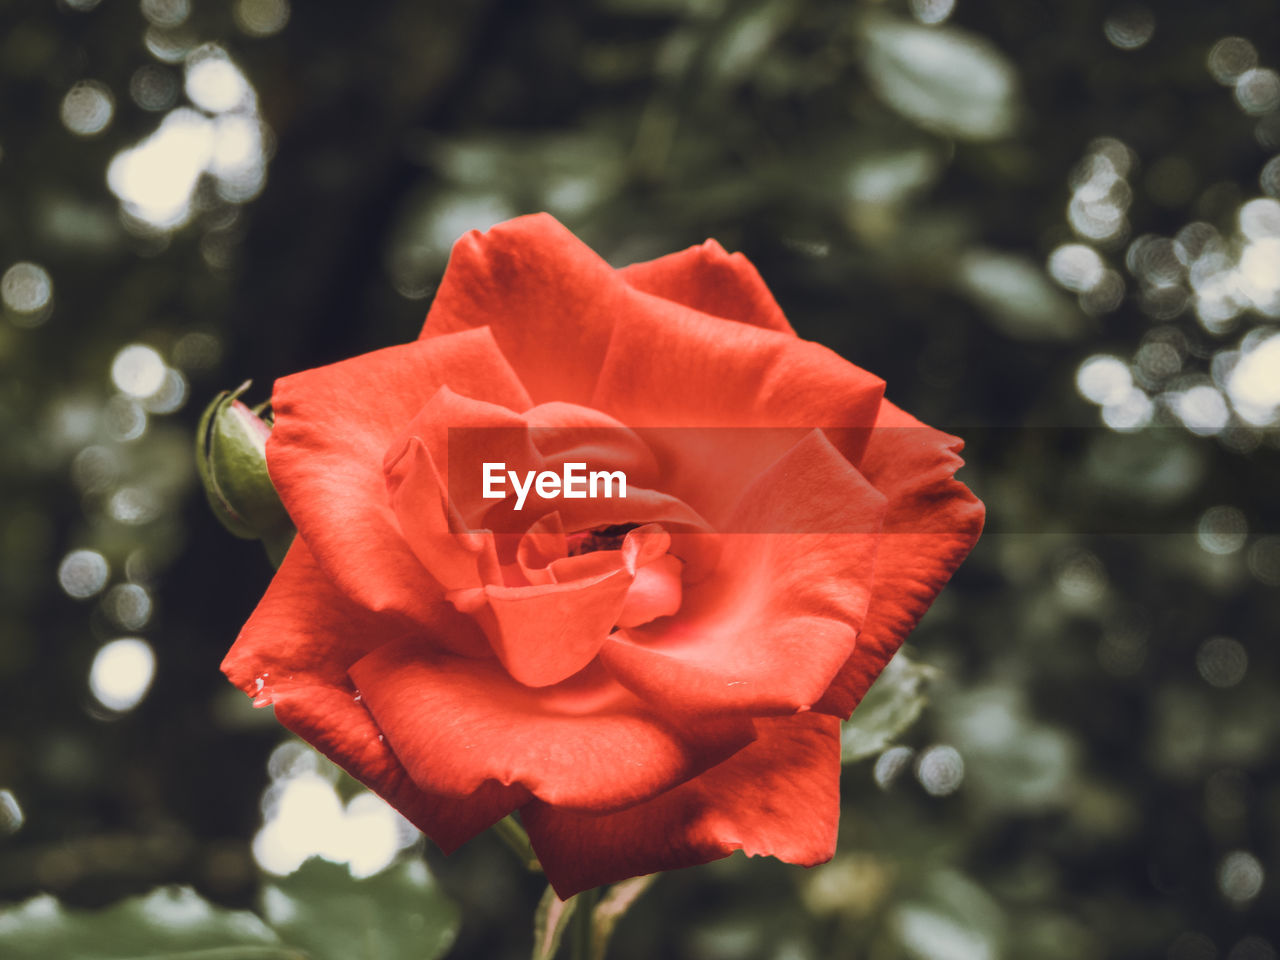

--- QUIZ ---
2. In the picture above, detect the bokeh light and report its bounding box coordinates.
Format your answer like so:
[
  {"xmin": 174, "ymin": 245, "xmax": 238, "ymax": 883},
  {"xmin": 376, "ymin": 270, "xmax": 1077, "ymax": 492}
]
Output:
[
  {"xmin": 1103, "ymin": 5, "xmax": 1154, "ymax": 51},
  {"xmin": 88, "ymin": 638, "xmax": 156, "ymax": 713},
  {"xmin": 107, "ymin": 108, "xmax": 215, "ymax": 228},
  {"xmin": 1234, "ymin": 68, "xmax": 1280, "ymax": 116},
  {"xmin": 140, "ymin": 367, "xmax": 188, "ymax": 414},
  {"xmin": 111, "ymin": 344, "xmax": 168, "ymax": 399},
  {"xmin": 104, "ymin": 583, "xmax": 153, "ymax": 630},
  {"xmin": 909, "ymin": 0, "xmax": 955, "ymax": 26},
  {"xmin": 140, "ymin": 0, "xmax": 191, "ymax": 29},
  {"xmin": 108, "ymin": 45, "xmax": 269, "ymax": 230},
  {"xmin": 1248, "ymin": 536, "xmax": 1280, "ymax": 585},
  {"xmin": 1047, "ymin": 243, "xmax": 1104, "ymax": 293},
  {"xmin": 1067, "ymin": 139, "xmax": 1133, "ymax": 245},
  {"xmin": 252, "ymin": 743, "xmax": 417, "ymax": 878},
  {"xmin": 1196, "ymin": 637, "xmax": 1248, "ymax": 689},
  {"xmin": 129, "ymin": 65, "xmax": 180, "ymax": 112},
  {"xmin": 1196, "ymin": 505, "xmax": 1248, "ymax": 555},
  {"xmin": 234, "ymin": 0, "xmax": 291, "ymax": 37},
  {"xmin": 1173, "ymin": 385, "xmax": 1230, "ymax": 436},
  {"xmin": 1075, "ymin": 355, "xmax": 1132, "ymax": 405},
  {"xmin": 57, "ymin": 549, "xmax": 109, "ymax": 599},
  {"xmin": 1261, "ymin": 156, "xmax": 1280, "ymax": 197},
  {"xmin": 1100, "ymin": 387, "xmax": 1153, "ymax": 431},
  {"xmin": 874, "ymin": 746, "xmax": 915, "ymax": 790},
  {"xmin": 109, "ymin": 487, "xmax": 161, "ymax": 526},
  {"xmin": 915, "ymin": 745, "xmax": 965, "ymax": 796},
  {"xmin": 185, "ymin": 47, "xmax": 254, "ymax": 114},
  {"xmin": 1208, "ymin": 37, "xmax": 1258, "ymax": 85},
  {"xmin": 60, "ymin": 81, "xmax": 115, "ymax": 137},
  {"xmin": 103, "ymin": 394, "xmax": 148, "ymax": 442},
  {"xmin": 2, "ymin": 261, "xmax": 54, "ymax": 327},
  {"xmin": 1217, "ymin": 850, "xmax": 1264, "ymax": 905},
  {"xmin": 1227, "ymin": 333, "xmax": 1280, "ymax": 423}
]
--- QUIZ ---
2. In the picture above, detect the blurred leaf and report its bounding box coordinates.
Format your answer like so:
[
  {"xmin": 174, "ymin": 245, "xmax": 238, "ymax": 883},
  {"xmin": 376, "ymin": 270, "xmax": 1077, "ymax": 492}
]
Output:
[
  {"xmin": 258, "ymin": 859, "xmax": 458, "ymax": 960},
  {"xmin": 954, "ymin": 249, "xmax": 1089, "ymax": 341},
  {"xmin": 847, "ymin": 146, "xmax": 944, "ymax": 210},
  {"xmin": 531, "ymin": 884, "xmax": 577, "ymax": 960},
  {"xmin": 0, "ymin": 887, "xmax": 291, "ymax": 960},
  {"xmin": 941, "ymin": 685, "xmax": 1077, "ymax": 813},
  {"xmin": 706, "ymin": 1, "xmax": 791, "ymax": 87},
  {"xmin": 590, "ymin": 875, "xmax": 657, "ymax": 960},
  {"xmin": 842, "ymin": 651, "xmax": 936, "ymax": 763},
  {"xmin": 1083, "ymin": 431, "xmax": 1205, "ymax": 504},
  {"xmin": 860, "ymin": 17, "xmax": 1020, "ymax": 140},
  {"xmin": 891, "ymin": 870, "xmax": 1006, "ymax": 960}
]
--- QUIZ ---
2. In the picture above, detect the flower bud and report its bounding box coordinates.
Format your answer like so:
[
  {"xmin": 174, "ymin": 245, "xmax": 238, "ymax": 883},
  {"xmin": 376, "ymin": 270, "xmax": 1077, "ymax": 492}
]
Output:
[{"xmin": 197, "ymin": 383, "xmax": 294, "ymax": 565}]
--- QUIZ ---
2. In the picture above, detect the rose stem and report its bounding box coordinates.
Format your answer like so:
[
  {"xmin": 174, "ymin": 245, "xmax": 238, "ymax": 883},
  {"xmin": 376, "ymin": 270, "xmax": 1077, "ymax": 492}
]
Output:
[
  {"xmin": 492, "ymin": 814, "xmax": 541, "ymax": 872},
  {"xmin": 569, "ymin": 885, "xmax": 601, "ymax": 960}
]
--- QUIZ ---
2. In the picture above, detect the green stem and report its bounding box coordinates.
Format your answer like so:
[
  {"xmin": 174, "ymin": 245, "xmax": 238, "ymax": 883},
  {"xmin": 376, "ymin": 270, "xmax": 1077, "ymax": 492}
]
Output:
[
  {"xmin": 493, "ymin": 814, "xmax": 541, "ymax": 872},
  {"xmin": 569, "ymin": 886, "xmax": 600, "ymax": 960}
]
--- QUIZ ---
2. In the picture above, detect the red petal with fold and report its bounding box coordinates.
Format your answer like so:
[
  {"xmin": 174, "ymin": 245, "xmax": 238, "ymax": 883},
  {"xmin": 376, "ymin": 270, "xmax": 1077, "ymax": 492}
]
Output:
[
  {"xmin": 619, "ymin": 238, "xmax": 794, "ymax": 334},
  {"xmin": 479, "ymin": 568, "xmax": 634, "ymax": 687},
  {"xmin": 813, "ymin": 401, "xmax": 985, "ymax": 718},
  {"xmin": 522, "ymin": 712, "xmax": 842, "ymax": 898},
  {"xmin": 601, "ymin": 430, "xmax": 885, "ymax": 716},
  {"xmin": 221, "ymin": 539, "xmax": 520, "ymax": 852},
  {"xmin": 268, "ymin": 330, "xmax": 530, "ymax": 624},
  {"xmin": 348, "ymin": 638, "xmax": 755, "ymax": 812},
  {"xmin": 589, "ymin": 303, "xmax": 884, "ymax": 485},
  {"xmin": 419, "ymin": 214, "xmax": 628, "ymax": 405}
]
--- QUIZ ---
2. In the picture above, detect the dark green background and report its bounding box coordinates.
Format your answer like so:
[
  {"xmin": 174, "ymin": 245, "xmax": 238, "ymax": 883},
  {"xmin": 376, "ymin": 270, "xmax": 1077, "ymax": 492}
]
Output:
[{"xmin": 2, "ymin": 0, "xmax": 1279, "ymax": 957}]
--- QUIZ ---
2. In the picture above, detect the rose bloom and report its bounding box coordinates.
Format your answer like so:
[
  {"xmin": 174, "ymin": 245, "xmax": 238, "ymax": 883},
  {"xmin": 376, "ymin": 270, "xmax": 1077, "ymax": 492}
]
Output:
[{"xmin": 222, "ymin": 214, "xmax": 983, "ymax": 897}]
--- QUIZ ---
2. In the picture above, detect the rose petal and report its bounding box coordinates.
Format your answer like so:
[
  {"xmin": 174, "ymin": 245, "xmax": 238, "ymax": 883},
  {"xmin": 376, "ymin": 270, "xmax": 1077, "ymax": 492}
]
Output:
[
  {"xmin": 348, "ymin": 638, "xmax": 756, "ymax": 812},
  {"xmin": 222, "ymin": 540, "xmax": 517, "ymax": 851},
  {"xmin": 601, "ymin": 430, "xmax": 886, "ymax": 716},
  {"xmin": 522, "ymin": 712, "xmax": 842, "ymax": 898},
  {"xmin": 619, "ymin": 238, "xmax": 794, "ymax": 334},
  {"xmin": 268, "ymin": 330, "xmax": 530, "ymax": 624},
  {"xmin": 419, "ymin": 214, "xmax": 628, "ymax": 405},
  {"xmin": 384, "ymin": 384, "xmax": 545, "ymax": 532},
  {"xmin": 270, "ymin": 684, "xmax": 526, "ymax": 855},
  {"xmin": 589, "ymin": 303, "xmax": 884, "ymax": 478},
  {"xmin": 615, "ymin": 553, "xmax": 683, "ymax": 628},
  {"xmin": 813, "ymin": 401, "xmax": 985, "ymax": 718},
  {"xmin": 523, "ymin": 401, "xmax": 660, "ymax": 488},
  {"xmin": 514, "ymin": 512, "xmax": 569, "ymax": 585},
  {"xmin": 478, "ymin": 567, "xmax": 635, "ymax": 687}
]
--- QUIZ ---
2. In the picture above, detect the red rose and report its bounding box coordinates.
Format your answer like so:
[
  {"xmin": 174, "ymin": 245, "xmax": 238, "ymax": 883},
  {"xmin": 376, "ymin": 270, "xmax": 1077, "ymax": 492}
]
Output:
[{"xmin": 222, "ymin": 214, "xmax": 983, "ymax": 897}]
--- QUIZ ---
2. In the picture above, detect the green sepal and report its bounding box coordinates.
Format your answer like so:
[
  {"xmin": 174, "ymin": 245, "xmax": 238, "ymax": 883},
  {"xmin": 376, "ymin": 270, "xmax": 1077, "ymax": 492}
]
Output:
[{"xmin": 196, "ymin": 382, "xmax": 294, "ymax": 549}]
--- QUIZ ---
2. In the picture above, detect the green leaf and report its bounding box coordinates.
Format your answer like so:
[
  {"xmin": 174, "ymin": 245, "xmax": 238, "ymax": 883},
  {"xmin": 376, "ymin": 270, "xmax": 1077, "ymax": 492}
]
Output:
[
  {"xmin": 0, "ymin": 886, "xmax": 295, "ymax": 960},
  {"xmin": 953, "ymin": 249, "xmax": 1090, "ymax": 341},
  {"xmin": 259, "ymin": 859, "xmax": 459, "ymax": 960},
  {"xmin": 891, "ymin": 870, "xmax": 1006, "ymax": 960},
  {"xmin": 860, "ymin": 16, "xmax": 1020, "ymax": 141},
  {"xmin": 531, "ymin": 884, "xmax": 577, "ymax": 960},
  {"xmin": 842, "ymin": 651, "xmax": 937, "ymax": 763}
]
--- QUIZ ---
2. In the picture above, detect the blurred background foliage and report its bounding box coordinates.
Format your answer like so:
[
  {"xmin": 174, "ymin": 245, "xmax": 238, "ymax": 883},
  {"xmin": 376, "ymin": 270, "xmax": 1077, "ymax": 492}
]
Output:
[{"xmin": 2, "ymin": 0, "xmax": 1280, "ymax": 957}]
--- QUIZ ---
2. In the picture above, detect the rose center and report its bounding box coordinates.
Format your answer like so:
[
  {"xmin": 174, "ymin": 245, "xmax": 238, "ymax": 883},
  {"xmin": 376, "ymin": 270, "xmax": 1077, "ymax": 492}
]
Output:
[{"xmin": 565, "ymin": 523, "xmax": 641, "ymax": 557}]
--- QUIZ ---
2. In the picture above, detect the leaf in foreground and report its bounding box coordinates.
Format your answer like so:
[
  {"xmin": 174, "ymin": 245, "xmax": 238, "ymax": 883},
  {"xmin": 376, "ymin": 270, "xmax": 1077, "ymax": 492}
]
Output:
[
  {"xmin": 841, "ymin": 650, "xmax": 937, "ymax": 763},
  {"xmin": 0, "ymin": 886, "xmax": 291, "ymax": 960},
  {"xmin": 259, "ymin": 858, "xmax": 459, "ymax": 960}
]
